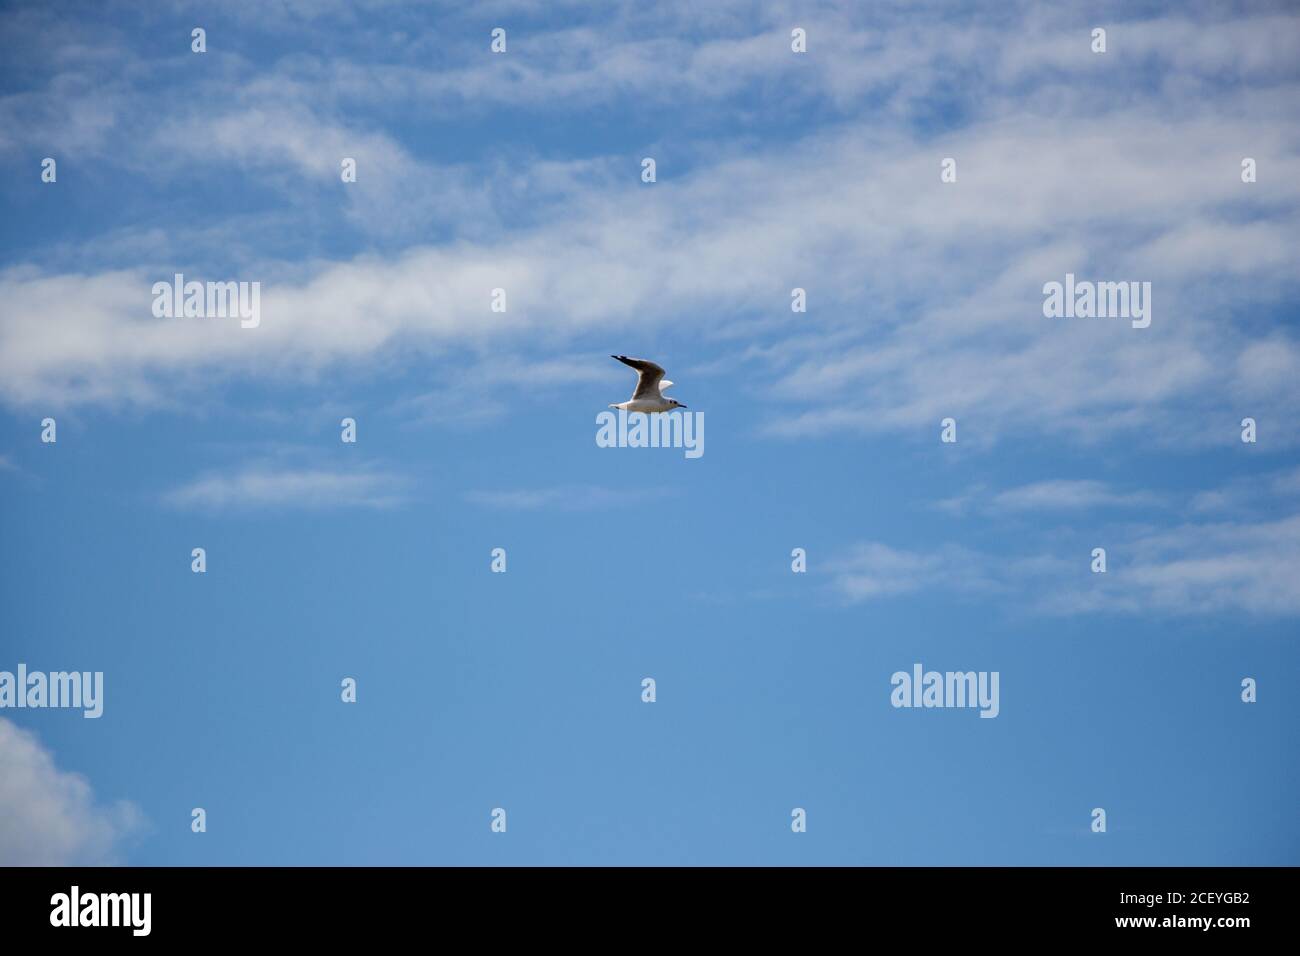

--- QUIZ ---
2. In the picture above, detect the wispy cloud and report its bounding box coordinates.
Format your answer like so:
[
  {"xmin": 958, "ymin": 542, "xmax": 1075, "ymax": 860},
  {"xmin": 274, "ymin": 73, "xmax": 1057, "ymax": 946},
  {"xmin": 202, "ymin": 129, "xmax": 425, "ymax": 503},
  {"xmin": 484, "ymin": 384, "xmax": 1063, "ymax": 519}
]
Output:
[
  {"xmin": 162, "ymin": 463, "xmax": 410, "ymax": 511},
  {"xmin": 391, "ymin": 353, "xmax": 615, "ymax": 428},
  {"xmin": 2, "ymin": 2, "xmax": 1297, "ymax": 451},
  {"xmin": 1191, "ymin": 465, "xmax": 1300, "ymax": 514},
  {"xmin": 464, "ymin": 484, "xmax": 667, "ymax": 511},
  {"xmin": 829, "ymin": 541, "xmax": 990, "ymax": 602},
  {"xmin": 939, "ymin": 479, "xmax": 1159, "ymax": 515},
  {"xmin": 1055, "ymin": 514, "xmax": 1300, "ymax": 616},
  {"xmin": 829, "ymin": 510, "xmax": 1300, "ymax": 617},
  {"xmin": 0, "ymin": 718, "xmax": 144, "ymax": 865}
]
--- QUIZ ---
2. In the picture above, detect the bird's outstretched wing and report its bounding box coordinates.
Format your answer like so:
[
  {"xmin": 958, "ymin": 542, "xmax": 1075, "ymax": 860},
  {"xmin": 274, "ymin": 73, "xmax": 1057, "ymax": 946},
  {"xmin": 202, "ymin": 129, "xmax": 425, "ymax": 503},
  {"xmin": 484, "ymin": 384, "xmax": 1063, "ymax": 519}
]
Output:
[{"xmin": 612, "ymin": 355, "xmax": 666, "ymax": 400}]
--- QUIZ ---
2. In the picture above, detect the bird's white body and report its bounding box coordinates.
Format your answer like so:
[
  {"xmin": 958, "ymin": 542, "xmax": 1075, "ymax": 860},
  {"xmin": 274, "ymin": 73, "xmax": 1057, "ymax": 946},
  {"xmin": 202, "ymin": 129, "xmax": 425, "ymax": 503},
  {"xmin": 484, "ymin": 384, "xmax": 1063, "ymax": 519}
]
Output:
[
  {"xmin": 609, "ymin": 398, "xmax": 676, "ymax": 413},
  {"xmin": 608, "ymin": 355, "xmax": 687, "ymax": 412}
]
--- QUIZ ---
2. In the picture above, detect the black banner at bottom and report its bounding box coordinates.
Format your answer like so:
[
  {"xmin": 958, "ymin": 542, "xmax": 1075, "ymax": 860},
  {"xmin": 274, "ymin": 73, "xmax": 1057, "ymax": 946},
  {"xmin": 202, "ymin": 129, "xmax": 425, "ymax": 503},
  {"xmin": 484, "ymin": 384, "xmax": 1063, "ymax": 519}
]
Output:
[{"xmin": 0, "ymin": 866, "xmax": 1280, "ymax": 941}]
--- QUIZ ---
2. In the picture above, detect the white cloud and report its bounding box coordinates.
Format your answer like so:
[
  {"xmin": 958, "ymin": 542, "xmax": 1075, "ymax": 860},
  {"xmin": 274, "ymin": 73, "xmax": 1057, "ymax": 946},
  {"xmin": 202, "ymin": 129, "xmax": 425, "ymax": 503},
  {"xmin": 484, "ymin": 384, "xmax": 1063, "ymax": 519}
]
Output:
[
  {"xmin": 829, "ymin": 510, "xmax": 1300, "ymax": 617},
  {"xmin": 464, "ymin": 484, "xmax": 667, "ymax": 511},
  {"xmin": 0, "ymin": 718, "xmax": 143, "ymax": 865},
  {"xmin": 6, "ymin": 98, "xmax": 1298, "ymax": 440},
  {"xmin": 939, "ymin": 479, "xmax": 1158, "ymax": 515},
  {"xmin": 994, "ymin": 480, "xmax": 1157, "ymax": 513},
  {"xmin": 148, "ymin": 107, "xmax": 500, "ymax": 240},
  {"xmin": 390, "ymin": 352, "xmax": 616, "ymax": 427},
  {"xmin": 1, "ymin": 2, "xmax": 1297, "ymax": 450},
  {"xmin": 1190, "ymin": 465, "xmax": 1300, "ymax": 514},
  {"xmin": 829, "ymin": 542, "xmax": 1003, "ymax": 602},
  {"xmin": 162, "ymin": 463, "xmax": 409, "ymax": 511},
  {"xmin": 214, "ymin": 6, "xmax": 1300, "ymax": 123},
  {"xmin": 1061, "ymin": 514, "xmax": 1300, "ymax": 616}
]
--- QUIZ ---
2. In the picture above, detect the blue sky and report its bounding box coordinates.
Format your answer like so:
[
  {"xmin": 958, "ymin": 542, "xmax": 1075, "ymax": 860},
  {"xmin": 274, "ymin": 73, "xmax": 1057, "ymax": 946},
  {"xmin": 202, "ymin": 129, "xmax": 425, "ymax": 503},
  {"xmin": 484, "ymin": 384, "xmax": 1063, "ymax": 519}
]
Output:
[{"xmin": 0, "ymin": 0, "xmax": 1297, "ymax": 865}]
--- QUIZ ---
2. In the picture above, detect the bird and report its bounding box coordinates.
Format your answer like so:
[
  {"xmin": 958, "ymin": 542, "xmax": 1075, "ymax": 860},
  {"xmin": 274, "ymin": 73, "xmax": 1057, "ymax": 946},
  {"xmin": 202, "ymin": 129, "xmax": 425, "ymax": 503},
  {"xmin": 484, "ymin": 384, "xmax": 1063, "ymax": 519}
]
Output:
[{"xmin": 608, "ymin": 355, "xmax": 688, "ymax": 413}]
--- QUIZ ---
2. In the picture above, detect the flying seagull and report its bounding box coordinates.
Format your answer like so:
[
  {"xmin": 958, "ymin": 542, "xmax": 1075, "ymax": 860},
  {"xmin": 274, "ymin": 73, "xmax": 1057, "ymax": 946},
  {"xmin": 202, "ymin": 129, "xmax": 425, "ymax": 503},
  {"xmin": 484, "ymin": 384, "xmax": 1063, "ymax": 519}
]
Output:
[{"xmin": 608, "ymin": 355, "xmax": 688, "ymax": 413}]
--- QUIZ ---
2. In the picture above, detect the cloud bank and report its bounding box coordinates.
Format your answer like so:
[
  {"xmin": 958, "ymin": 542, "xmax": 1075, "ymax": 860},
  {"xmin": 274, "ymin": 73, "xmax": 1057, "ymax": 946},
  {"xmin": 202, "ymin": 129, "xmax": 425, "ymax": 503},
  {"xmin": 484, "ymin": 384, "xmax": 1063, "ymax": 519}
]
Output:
[{"xmin": 0, "ymin": 718, "xmax": 143, "ymax": 865}]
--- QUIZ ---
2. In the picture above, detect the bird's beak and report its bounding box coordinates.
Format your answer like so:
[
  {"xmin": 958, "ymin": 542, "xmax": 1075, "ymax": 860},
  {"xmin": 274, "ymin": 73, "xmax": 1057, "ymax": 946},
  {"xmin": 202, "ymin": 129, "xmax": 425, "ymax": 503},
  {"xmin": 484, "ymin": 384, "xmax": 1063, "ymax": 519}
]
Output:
[{"xmin": 678, "ymin": 403, "xmax": 688, "ymax": 408}]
